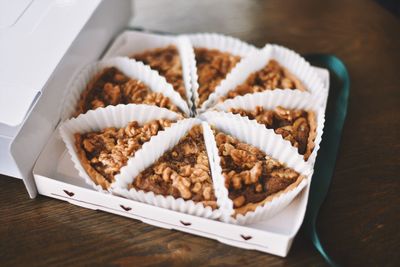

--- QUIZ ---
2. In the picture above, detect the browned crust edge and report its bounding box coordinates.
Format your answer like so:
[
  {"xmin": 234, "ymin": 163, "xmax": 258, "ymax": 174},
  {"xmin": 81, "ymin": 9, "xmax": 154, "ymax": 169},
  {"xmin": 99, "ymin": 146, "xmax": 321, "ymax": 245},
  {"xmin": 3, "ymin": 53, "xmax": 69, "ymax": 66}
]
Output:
[
  {"xmin": 233, "ymin": 174, "xmax": 306, "ymax": 216},
  {"xmin": 282, "ymin": 65, "xmax": 307, "ymax": 92},
  {"xmin": 74, "ymin": 69, "xmax": 108, "ymax": 117},
  {"xmin": 74, "ymin": 133, "xmax": 111, "ymax": 190},
  {"xmin": 304, "ymin": 111, "xmax": 317, "ymax": 161},
  {"xmin": 131, "ymin": 46, "xmax": 188, "ymax": 102}
]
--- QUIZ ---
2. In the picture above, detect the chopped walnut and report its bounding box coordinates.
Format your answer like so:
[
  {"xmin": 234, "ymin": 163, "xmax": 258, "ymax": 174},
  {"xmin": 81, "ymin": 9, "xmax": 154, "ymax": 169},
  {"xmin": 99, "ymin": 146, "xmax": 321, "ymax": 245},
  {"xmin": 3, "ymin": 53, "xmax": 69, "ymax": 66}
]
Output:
[
  {"xmin": 131, "ymin": 45, "xmax": 187, "ymax": 102},
  {"xmin": 230, "ymin": 148, "xmax": 258, "ymax": 167},
  {"xmin": 229, "ymin": 106, "xmax": 315, "ymax": 159},
  {"xmin": 194, "ymin": 48, "xmax": 240, "ymax": 105},
  {"xmin": 222, "ymin": 60, "xmax": 306, "ymax": 101},
  {"xmin": 75, "ymin": 67, "xmax": 183, "ymax": 117},
  {"xmin": 131, "ymin": 125, "xmax": 217, "ymax": 209},
  {"xmin": 75, "ymin": 119, "xmax": 174, "ymax": 185},
  {"xmin": 214, "ymin": 129, "xmax": 300, "ymax": 209},
  {"xmin": 233, "ymin": 196, "xmax": 245, "ymax": 208}
]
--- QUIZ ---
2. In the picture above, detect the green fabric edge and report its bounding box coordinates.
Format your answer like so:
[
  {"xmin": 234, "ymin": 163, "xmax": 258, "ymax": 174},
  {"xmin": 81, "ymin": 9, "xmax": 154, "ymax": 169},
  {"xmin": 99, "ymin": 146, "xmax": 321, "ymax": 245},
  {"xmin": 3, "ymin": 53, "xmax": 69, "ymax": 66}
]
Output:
[{"xmin": 303, "ymin": 54, "xmax": 350, "ymax": 267}]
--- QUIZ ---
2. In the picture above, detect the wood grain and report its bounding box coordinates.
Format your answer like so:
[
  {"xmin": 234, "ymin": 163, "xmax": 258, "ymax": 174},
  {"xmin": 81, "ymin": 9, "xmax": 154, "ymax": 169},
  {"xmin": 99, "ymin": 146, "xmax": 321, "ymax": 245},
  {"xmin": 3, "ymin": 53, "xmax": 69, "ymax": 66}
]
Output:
[{"xmin": 1, "ymin": 0, "xmax": 400, "ymax": 266}]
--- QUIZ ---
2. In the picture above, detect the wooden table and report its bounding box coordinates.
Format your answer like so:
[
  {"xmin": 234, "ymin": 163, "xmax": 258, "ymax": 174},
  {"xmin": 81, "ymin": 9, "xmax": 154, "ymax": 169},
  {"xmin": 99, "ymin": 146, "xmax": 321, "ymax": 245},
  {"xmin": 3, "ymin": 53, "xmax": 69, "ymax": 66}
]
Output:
[{"xmin": 1, "ymin": 0, "xmax": 399, "ymax": 266}]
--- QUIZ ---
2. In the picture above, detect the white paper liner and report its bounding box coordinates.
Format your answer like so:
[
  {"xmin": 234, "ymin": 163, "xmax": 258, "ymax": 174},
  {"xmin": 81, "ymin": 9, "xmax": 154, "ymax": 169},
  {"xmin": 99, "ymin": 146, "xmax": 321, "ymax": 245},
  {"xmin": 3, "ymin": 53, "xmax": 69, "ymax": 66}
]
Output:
[
  {"xmin": 201, "ymin": 44, "xmax": 327, "ymax": 111},
  {"xmin": 102, "ymin": 30, "xmax": 194, "ymax": 111},
  {"xmin": 183, "ymin": 33, "xmax": 257, "ymax": 112},
  {"xmin": 200, "ymin": 111, "xmax": 312, "ymax": 224},
  {"xmin": 112, "ymin": 118, "xmax": 226, "ymax": 219},
  {"xmin": 60, "ymin": 57, "xmax": 190, "ymax": 120},
  {"xmin": 213, "ymin": 90, "xmax": 325, "ymax": 166},
  {"xmin": 59, "ymin": 104, "xmax": 180, "ymax": 192}
]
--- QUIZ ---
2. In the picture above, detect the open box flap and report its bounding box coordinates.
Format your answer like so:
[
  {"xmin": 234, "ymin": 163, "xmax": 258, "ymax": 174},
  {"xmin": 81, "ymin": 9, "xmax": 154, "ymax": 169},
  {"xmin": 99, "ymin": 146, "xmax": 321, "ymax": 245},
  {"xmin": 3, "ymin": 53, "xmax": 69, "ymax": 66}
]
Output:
[
  {"xmin": 0, "ymin": 0, "xmax": 101, "ymax": 126},
  {"xmin": 5, "ymin": 0, "xmax": 132, "ymax": 198},
  {"xmin": 0, "ymin": 84, "xmax": 40, "ymax": 127}
]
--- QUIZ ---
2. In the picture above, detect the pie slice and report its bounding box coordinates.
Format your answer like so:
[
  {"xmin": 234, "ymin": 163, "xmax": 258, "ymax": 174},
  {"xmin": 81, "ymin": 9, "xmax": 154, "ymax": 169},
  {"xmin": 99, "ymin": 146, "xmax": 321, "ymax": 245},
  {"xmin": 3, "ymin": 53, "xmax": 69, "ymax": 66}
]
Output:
[
  {"xmin": 229, "ymin": 106, "xmax": 316, "ymax": 160},
  {"xmin": 214, "ymin": 130, "xmax": 304, "ymax": 216},
  {"xmin": 194, "ymin": 48, "xmax": 240, "ymax": 105},
  {"xmin": 223, "ymin": 59, "xmax": 306, "ymax": 101},
  {"xmin": 75, "ymin": 119, "xmax": 174, "ymax": 189},
  {"xmin": 76, "ymin": 67, "xmax": 183, "ymax": 116},
  {"xmin": 130, "ymin": 125, "xmax": 217, "ymax": 208},
  {"xmin": 131, "ymin": 45, "xmax": 187, "ymax": 102}
]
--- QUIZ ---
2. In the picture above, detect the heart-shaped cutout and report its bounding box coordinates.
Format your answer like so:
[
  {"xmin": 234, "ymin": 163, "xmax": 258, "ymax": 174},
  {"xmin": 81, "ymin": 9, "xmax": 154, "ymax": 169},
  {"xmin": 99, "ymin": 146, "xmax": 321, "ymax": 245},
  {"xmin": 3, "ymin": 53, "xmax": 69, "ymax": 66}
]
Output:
[
  {"xmin": 63, "ymin": 190, "xmax": 74, "ymax": 197},
  {"xmin": 120, "ymin": 205, "xmax": 132, "ymax": 211},
  {"xmin": 180, "ymin": 220, "xmax": 192, "ymax": 226},
  {"xmin": 240, "ymin": 234, "xmax": 252, "ymax": 241}
]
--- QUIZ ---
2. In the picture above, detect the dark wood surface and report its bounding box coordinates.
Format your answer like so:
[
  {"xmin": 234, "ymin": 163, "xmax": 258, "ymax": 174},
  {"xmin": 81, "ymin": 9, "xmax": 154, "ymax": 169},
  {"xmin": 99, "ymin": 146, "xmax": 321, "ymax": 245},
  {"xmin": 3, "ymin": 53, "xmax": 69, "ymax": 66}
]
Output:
[{"xmin": 1, "ymin": 0, "xmax": 399, "ymax": 266}]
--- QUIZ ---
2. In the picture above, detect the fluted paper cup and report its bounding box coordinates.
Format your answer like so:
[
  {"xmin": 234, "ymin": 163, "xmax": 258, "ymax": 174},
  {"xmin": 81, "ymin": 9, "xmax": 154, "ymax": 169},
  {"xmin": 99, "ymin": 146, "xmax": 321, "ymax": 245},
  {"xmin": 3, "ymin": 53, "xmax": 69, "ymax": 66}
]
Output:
[
  {"xmin": 102, "ymin": 30, "xmax": 194, "ymax": 111},
  {"xmin": 200, "ymin": 111, "xmax": 311, "ymax": 224},
  {"xmin": 184, "ymin": 33, "xmax": 257, "ymax": 111},
  {"xmin": 59, "ymin": 104, "xmax": 180, "ymax": 192},
  {"xmin": 113, "ymin": 118, "xmax": 226, "ymax": 219},
  {"xmin": 214, "ymin": 90, "xmax": 325, "ymax": 166},
  {"xmin": 61, "ymin": 57, "xmax": 190, "ymax": 120},
  {"xmin": 202, "ymin": 44, "xmax": 327, "ymax": 111}
]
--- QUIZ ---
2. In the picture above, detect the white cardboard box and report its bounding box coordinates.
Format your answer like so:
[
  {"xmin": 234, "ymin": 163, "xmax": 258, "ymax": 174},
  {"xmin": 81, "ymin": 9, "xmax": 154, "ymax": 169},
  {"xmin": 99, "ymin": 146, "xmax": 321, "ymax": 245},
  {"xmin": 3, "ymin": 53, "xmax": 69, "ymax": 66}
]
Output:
[
  {"xmin": 0, "ymin": 0, "xmax": 330, "ymax": 257},
  {"xmin": 0, "ymin": 0, "xmax": 131, "ymax": 194}
]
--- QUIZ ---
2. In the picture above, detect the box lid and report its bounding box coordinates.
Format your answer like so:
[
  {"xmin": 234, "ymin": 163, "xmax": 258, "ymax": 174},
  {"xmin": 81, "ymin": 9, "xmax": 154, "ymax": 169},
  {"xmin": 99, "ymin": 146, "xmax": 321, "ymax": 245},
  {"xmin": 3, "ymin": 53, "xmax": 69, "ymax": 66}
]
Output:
[{"xmin": 0, "ymin": 0, "xmax": 101, "ymax": 126}]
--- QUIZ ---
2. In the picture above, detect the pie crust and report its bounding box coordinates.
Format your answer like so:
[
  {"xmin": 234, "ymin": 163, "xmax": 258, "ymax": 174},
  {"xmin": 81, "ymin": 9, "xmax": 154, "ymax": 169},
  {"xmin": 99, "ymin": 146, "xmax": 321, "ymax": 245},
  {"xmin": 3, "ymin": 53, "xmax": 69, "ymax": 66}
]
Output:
[
  {"xmin": 131, "ymin": 45, "xmax": 187, "ymax": 101},
  {"xmin": 229, "ymin": 106, "xmax": 317, "ymax": 160},
  {"xmin": 194, "ymin": 48, "xmax": 240, "ymax": 105},
  {"xmin": 214, "ymin": 130, "xmax": 303, "ymax": 216},
  {"xmin": 75, "ymin": 67, "xmax": 182, "ymax": 117},
  {"xmin": 75, "ymin": 119, "xmax": 174, "ymax": 189},
  {"xmin": 131, "ymin": 125, "xmax": 217, "ymax": 208},
  {"xmin": 223, "ymin": 59, "xmax": 306, "ymax": 101}
]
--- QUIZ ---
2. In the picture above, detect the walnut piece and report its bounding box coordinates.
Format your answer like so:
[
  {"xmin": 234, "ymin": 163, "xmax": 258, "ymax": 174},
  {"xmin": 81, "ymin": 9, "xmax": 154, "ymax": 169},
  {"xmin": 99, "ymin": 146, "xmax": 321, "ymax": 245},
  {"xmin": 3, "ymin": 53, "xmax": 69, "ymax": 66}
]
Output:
[
  {"xmin": 194, "ymin": 48, "xmax": 240, "ymax": 105},
  {"xmin": 132, "ymin": 125, "xmax": 217, "ymax": 209},
  {"xmin": 131, "ymin": 45, "xmax": 187, "ymax": 101},
  {"xmin": 222, "ymin": 60, "xmax": 306, "ymax": 101}
]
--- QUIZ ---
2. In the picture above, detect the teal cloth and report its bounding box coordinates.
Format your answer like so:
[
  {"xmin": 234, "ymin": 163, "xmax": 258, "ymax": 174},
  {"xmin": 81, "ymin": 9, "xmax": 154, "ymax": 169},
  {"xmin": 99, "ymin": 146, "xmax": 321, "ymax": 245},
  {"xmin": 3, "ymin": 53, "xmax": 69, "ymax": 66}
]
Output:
[{"xmin": 303, "ymin": 54, "xmax": 350, "ymax": 267}]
